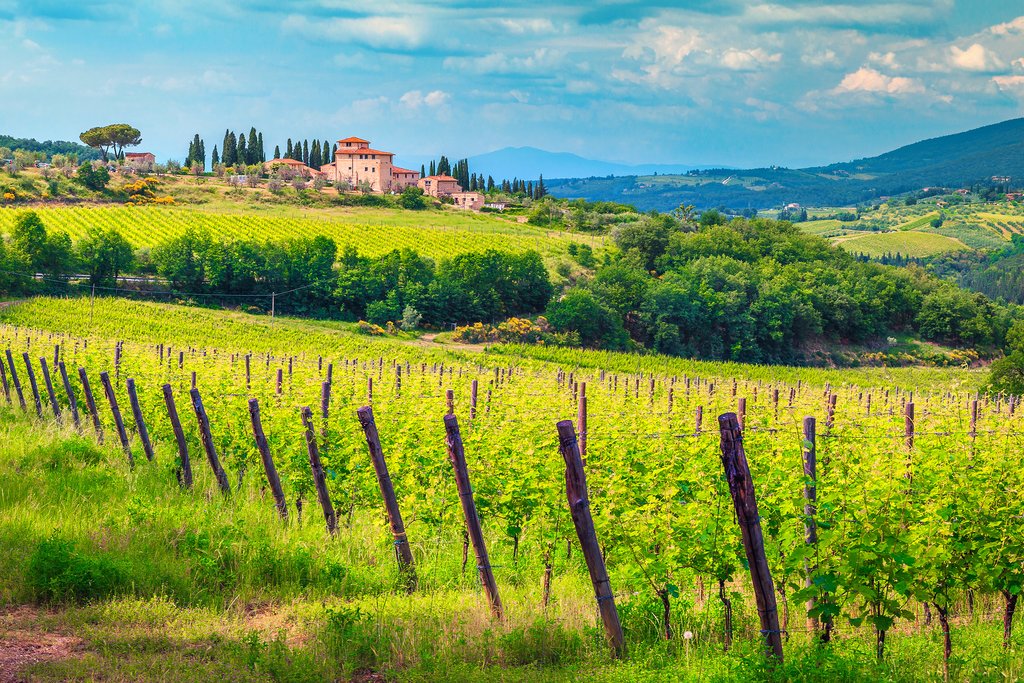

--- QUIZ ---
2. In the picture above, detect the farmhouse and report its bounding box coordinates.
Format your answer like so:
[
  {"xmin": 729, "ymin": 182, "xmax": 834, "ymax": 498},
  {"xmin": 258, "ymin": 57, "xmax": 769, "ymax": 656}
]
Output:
[
  {"xmin": 320, "ymin": 136, "xmax": 419, "ymax": 192},
  {"xmin": 125, "ymin": 152, "xmax": 156, "ymax": 165}
]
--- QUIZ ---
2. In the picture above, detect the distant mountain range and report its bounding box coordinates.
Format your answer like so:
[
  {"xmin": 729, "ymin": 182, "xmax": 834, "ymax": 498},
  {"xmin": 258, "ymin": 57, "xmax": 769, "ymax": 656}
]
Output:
[
  {"xmin": 464, "ymin": 146, "xmax": 698, "ymax": 181},
  {"xmin": 544, "ymin": 117, "xmax": 1024, "ymax": 211}
]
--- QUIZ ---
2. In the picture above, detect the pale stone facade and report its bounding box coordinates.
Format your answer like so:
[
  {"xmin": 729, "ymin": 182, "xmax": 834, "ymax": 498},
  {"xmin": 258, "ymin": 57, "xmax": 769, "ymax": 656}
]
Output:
[
  {"xmin": 417, "ymin": 174, "xmax": 461, "ymax": 197},
  {"xmin": 451, "ymin": 191, "xmax": 485, "ymax": 211},
  {"xmin": 321, "ymin": 136, "xmax": 418, "ymax": 192}
]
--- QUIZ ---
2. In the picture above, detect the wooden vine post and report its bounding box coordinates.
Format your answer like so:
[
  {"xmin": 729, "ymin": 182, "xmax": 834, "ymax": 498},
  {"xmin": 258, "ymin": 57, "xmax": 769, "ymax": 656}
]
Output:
[
  {"xmin": 126, "ymin": 378, "xmax": 155, "ymax": 462},
  {"xmin": 0, "ymin": 355, "xmax": 10, "ymax": 405},
  {"xmin": 556, "ymin": 420, "xmax": 625, "ymax": 656},
  {"xmin": 356, "ymin": 405, "xmax": 417, "ymax": 591},
  {"xmin": 6, "ymin": 349, "xmax": 26, "ymax": 411},
  {"xmin": 802, "ymin": 416, "xmax": 831, "ymax": 640},
  {"xmin": 301, "ymin": 406, "xmax": 338, "ymax": 534},
  {"xmin": 248, "ymin": 399, "xmax": 288, "ymax": 520},
  {"xmin": 717, "ymin": 412, "xmax": 785, "ymax": 662},
  {"xmin": 57, "ymin": 362, "xmax": 80, "ymax": 430},
  {"xmin": 577, "ymin": 382, "xmax": 588, "ymax": 465},
  {"xmin": 189, "ymin": 388, "xmax": 231, "ymax": 495},
  {"xmin": 162, "ymin": 384, "xmax": 193, "ymax": 489},
  {"xmin": 38, "ymin": 358, "xmax": 61, "ymax": 422},
  {"xmin": 443, "ymin": 413, "xmax": 502, "ymax": 619},
  {"xmin": 22, "ymin": 353, "xmax": 43, "ymax": 417},
  {"xmin": 100, "ymin": 371, "xmax": 133, "ymax": 467},
  {"xmin": 78, "ymin": 368, "xmax": 103, "ymax": 442}
]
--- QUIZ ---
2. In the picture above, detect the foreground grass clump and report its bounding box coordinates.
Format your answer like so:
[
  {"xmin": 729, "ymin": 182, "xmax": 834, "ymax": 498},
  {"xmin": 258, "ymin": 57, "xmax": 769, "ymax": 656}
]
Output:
[{"xmin": 27, "ymin": 536, "xmax": 129, "ymax": 604}]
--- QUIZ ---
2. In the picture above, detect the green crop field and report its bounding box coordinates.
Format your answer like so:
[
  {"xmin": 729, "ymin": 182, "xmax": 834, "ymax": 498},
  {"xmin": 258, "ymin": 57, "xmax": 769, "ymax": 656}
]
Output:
[
  {"xmin": 0, "ymin": 297, "xmax": 1018, "ymax": 682},
  {"xmin": 0, "ymin": 206, "xmax": 602, "ymax": 262},
  {"xmin": 835, "ymin": 230, "xmax": 967, "ymax": 258}
]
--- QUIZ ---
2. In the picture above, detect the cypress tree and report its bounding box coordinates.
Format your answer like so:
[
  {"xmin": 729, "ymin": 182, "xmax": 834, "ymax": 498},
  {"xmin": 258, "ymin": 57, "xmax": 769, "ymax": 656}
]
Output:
[
  {"xmin": 286, "ymin": 139, "xmax": 293, "ymax": 159},
  {"xmin": 224, "ymin": 131, "xmax": 237, "ymax": 166},
  {"xmin": 274, "ymin": 145, "xmax": 280, "ymax": 160},
  {"xmin": 247, "ymin": 128, "xmax": 259, "ymax": 164},
  {"xmin": 429, "ymin": 160, "xmax": 436, "ymax": 176},
  {"xmin": 293, "ymin": 139, "xmax": 303, "ymax": 162},
  {"xmin": 186, "ymin": 138, "xmax": 195, "ymax": 167},
  {"xmin": 303, "ymin": 140, "xmax": 309, "ymax": 166},
  {"xmin": 198, "ymin": 138, "xmax": 206, "ymax": 168},
  {"xmin": 222, "ymin": 129, "xmax": 231, "ymax": 164},
  {"xmin": 211, "ymin": 145, "xmax": 219, "ymax": 166},
  {"xmin": 258, "ymin": 133, "xmax": 265, "ymax": 162},
  {"xmin": 331, "ymin": 143, "xmax": 337, "ymax": 159},
  {"xmin": 236, "ymin": 133, "xmax": 247, "ymax": 168},
  {"xmin": 323, "ymin": 140, "xmax": 330, "ymax": 164},
  {"xmin": 535, "ymin": 174, "xmax": 546, "ymax": 199},
  {"xmin": 420, "ymin": 164, "xmax": 426, "ymax": 177},
  {"xmin": 487, "ymin": 176, "xmax": 495, "ymax": 192},
  {"xmin": 527, "ymin": 181, "xmax": 533, "ymax": 197}
]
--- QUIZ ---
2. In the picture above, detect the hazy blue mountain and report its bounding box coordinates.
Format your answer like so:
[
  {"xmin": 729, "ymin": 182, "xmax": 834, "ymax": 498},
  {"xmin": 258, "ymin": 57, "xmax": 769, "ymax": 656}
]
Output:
[{"xmin": 466, "ymin": 146, "xmax": 696, "ymax": 181}]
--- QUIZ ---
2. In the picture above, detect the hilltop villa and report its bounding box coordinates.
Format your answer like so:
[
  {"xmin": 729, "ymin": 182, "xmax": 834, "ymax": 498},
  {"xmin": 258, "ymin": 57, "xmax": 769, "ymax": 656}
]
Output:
[{"xmin": 321, "ymin": 136, "xmax": 420, "ymax": 193}]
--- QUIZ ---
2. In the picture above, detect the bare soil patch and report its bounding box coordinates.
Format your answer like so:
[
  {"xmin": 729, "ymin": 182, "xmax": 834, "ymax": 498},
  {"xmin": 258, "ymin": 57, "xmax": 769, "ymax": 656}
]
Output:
[{"xmin": 0, "ymin": 606, "xmax": 84, "ymax": 682}]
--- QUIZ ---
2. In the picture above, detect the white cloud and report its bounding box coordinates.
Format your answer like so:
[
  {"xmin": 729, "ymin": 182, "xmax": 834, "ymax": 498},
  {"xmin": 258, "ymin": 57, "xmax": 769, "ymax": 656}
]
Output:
[
  {"xmin": 990, "ymin": 16, "xmax": 1024, "ymax": 35},
  {"xmin": 399, "ymin": 89, "xmax": 450, "ymax": 109},
  {"xmin": 949, "ymin": 43, "xmax": 1005, "ymax": 72},
  {"xmin": 993, "ymin": 75, "xmax": 1024, "ymax": 90},
  {"xmin": 832, "ymin": 67, "xmax": 924, "ymax": 94},
  {"xmin": 443, "ymin": 48, "xmax": 563, "ymax": 75},
  {"xmin": 743, "ymin": 2, "xmax": 944, "ymax": 27},
  {"xmin": 721, "ymin": 47, "xmax": 781, "ymax": 71},
  {"xmin": 492, "ymin": 18, "xmax": 556, "ymax": 35},
  {"xmin": 801, "ymin": 49, "xmax": 838, "ymax": 66},
  {"xmin": 281, "ymin": 14, "xmax": 425, "ymax": 49},
  {"xmin": 868, "ymin": 51, "xmax": 899, "ymax": 68}
]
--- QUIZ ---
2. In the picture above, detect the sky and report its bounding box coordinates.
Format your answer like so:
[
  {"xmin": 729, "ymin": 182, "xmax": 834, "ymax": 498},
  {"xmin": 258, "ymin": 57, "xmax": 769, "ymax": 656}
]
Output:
[{"xmin": 2, "ymin": 0, "xmax": 1024, "ymax": 169}]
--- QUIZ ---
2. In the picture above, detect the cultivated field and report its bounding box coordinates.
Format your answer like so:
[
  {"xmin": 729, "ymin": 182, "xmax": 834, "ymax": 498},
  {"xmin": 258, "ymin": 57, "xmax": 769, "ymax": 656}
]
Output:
[{"xmin": 0, "ymin": 297, "xmax": 1018, "ymax": 682}]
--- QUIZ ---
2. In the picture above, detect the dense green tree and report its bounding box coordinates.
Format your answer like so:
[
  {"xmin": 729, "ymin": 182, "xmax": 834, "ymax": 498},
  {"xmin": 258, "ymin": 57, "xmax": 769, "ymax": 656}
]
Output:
[
  {"xmin": 247, "ymin": 128, "xmax": 259, "ymax": 164},
  {"xmin": 546, "ymin": 289, "xmax": 628, "ymax": 349},
  {"xmin": 75, "ymin": 162, "xmax": 110, "ymax": 191},
  {"xmin": 76, "ymin": 226, "xmax": 134, "ymax": 286},
  {"xmin": 223, "ymin": 131, "xmax": 237, "ymax": 166},
  {"xmin": 211, "ymin": 145, "xmax": 219, "ymax": 166},
  {"xmin": 274, "ymin": 145, "xmax": 280, "ymax": 160},
  {"xmin": 236, "ymin": 133, "xmax": 247, "ymax": 168},
  {"xmin": 79, "ymin": 124, "xmax": 141, "ymax": 162}
]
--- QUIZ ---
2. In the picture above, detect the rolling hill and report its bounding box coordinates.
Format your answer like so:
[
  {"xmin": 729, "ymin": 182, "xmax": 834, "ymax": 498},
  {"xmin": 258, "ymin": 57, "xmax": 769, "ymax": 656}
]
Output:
[
  {"xmin": 466, "ymin": 146, "xmax": 696, "ymax": 181},
  {"xmin": 547, "ymin": 118, "xmax": 1024, "ymax": 211}
]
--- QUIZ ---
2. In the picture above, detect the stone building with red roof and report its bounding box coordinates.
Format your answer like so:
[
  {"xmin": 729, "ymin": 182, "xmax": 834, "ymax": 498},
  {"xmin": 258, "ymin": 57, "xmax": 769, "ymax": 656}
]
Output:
[{"xmin": 320, "ymin": 136, "xmax": 420, "ymax": 192}]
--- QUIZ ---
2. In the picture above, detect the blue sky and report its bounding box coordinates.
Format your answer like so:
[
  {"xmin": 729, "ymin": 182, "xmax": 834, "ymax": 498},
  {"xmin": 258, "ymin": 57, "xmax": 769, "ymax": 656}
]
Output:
[{"xmin": 2, "ymin": 0, "xmax": 1024, "ymax": 168}]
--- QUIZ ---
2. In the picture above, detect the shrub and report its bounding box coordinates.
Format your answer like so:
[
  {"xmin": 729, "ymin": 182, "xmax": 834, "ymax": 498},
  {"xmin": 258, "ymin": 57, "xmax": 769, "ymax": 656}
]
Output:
[{"xmin": 27, "ymin": 536, "xmax": 128, "ymax": 604}]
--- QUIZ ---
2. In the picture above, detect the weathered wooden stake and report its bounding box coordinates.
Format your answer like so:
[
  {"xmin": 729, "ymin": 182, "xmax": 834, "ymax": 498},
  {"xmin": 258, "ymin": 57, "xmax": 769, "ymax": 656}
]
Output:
[
  {"xmin": 444, "ymin": 413, "xmax": 502, "ymax": 619},
  {"xmin": 162, "ymin": 384, "xmax": 192, "ymax": 489},
  {"xmin": 6, "ymin": 349, "xmax": 25, "ymax": 410},
  {"xmin": 301, "ymin": 406, "xmax": 337, "ymax": 534},
  {"xmin": 446, "ymin": 388, "xmax": 455, "ymax": 415},
  {"xmin": 0, "ymin": 356, "xmax": 10, "ymax": 405},
  {"xmin": 357, "ymin": 405, "xmax": 416, "ymax": 591},
  {"xmin": 57, "ymin": 362, "xmax": 80, "ymax": 430},
  {"xmin": 556, "ymin": 420, "xmax": 625, "ymax": 656},
  {"xmin": 22, "ymin": 353, "xmax": 42, "ymax": 417},
  {"xmin": 717, "ymin": 412, "xmax": 784, "ymax": 662},
  {"xmin": 248, "ymin": 399, "xmax": 288, "ymax": 520},
  {"xmin": 470, "ymin": 379, "xmax": 478, "ymax": 420},
  {"xmin": 577, "ymin": 382, "xmax": 588, "ymax": 465},
  {"xmin": 79, "ymin": 368, "xmax": 103, "ymax": 442},
  {"xmin": 100, "ymin": 371, "xmax": 133, "ymax": 467},
  {"xmin": 39, "ymin": 358, "xmax": 61, "ymax": 422},
  {"xmin": 126, "ymin": 378, "xmax": 155, "ymax": 461},
  {"xmin": 189, "ymin": 388, "xmax": 230, "ymax": 495}
]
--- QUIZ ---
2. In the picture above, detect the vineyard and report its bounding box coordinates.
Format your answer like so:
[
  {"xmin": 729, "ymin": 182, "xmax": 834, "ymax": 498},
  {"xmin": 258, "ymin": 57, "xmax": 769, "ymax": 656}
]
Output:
[
  {"xmin": 0, "ymin": 205, "xmax": 600, "ymax": 262},
  {"xmin": 0, "ymin": 297, "xmax": 1021, "ymax": 682}
]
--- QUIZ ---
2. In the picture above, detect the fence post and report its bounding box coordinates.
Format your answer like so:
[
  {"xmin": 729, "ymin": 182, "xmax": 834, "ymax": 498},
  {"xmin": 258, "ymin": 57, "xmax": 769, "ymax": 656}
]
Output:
[
  {"xmin": 6, "ymin": 349, "xmax": 25, "ymax": 411},
  {"xmin": 444, "ymin": 413, "xmax": 502, "ymax": 619},
  {"xmin": 320, "ymin": 380, "xmax": 331, "ymax": 446},
  {"xmin": 301, "ymin": 406, "xmax": 337, "ymax": 534},
  {"xmin": 100, "ymin": 371, "xmax": 133, "ymax": 467},
  {"xmin": 22, "ymin": 353, "xmax": 42, "ymax": 417},
  {"xmin": 189, "ymin": 388, "xmax": 230, "ymax": 495},
  {"xmin": 248, "ymin": 399, "xmax": 288, "ymax": 521},
  {"xmin": 556, "ymin": 420, "xmax": 625, "ymax": 656},
  {"xmin": 357, "ymin": 405, "xmax": 416, "ymax": 591},
  {"xmin": 78, "ymin": 368, "xmax": 103, "ymax": 442},
  {"xmin": 802, "ymin": 416, "xmax": 830, "ymax": 640},
  {"xmin": 717, "ymin": 412, "xmax": 784, "ymax": 662},
  {"xmin": 446, "ymin": 389, "xmax": 455, "ymax": 415},
  {"xmin": 57, "ymin": 362, "xmax": 80, "ymax": 430},
  {"xmin": 0, "ymin": 355, "xmax": 9, "ymax": 405},
  {"xmin": 904, "ymin": 402, "xmax": 915, "ymax": 451},
  {"xmin": 470, "ymin": 379, "xmax": 478, "ymax": 420},
  {"xmin": 162, "ymin": 384, "xmax": 192, "ymax": 489},
  {"xmin": 126, "ymin": 378, "xmax": 155, "ymax": 462},
  {"xmin": 39, "ymin": 357, "xmax": 61, "ymax": 422}
]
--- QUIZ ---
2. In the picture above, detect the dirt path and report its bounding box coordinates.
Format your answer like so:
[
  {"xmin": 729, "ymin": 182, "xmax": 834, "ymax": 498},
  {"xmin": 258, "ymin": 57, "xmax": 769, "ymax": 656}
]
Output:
[
  {"xmin": 0, "ymin": 607, "xmax": 83, "ymax": 682},
  {"xmin": 404, "ymin": 332, "xmax": 484, "ymax": 354}
]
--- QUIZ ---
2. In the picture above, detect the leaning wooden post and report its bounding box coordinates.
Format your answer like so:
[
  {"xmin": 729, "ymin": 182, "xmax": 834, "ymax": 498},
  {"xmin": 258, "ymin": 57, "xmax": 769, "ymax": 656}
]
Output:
[
  {"xmin": 78, "ymin": 368, "xmax": 103, "ymax": 442},
  {"xmin": 162, "ymin": 384, "xmax": 192, "ymax": 489},
  {"xmin": 556, "ymin": 420, "xmax": 625, "ymax": 656},
  {"xmin": 38, "ymin": 357, "xmax": 62, "ymax": 422},
  {"xmin": 57, "ymin": 362, "xmax": 80, "ymax": 430},
  {"xmin": 248, "ymin": 399, "xmax": 288, "ymax": 521},
  {"xmin": 22, "ymin": 353, "xmax": 43, "ymax": 417},
  {"xmin": 577, "ymin": 382, "xmax": 588, "ymax": 465},
  {"xmin": 189, "ymin": 388, "xmax": 231, "ymax": 495},
  {"xmin": 968, "ymin": 399, "xmax": 978, "ymax": 456},
  {"xmin": 100, "ymin": 371, "xmax": 133, "ymax": 467},
  {"xmin": 904, "ymin": 402, "xmax": 915, "ymax": 451},
  {"xmin": 470, "ymin": 379, "xmax": 478, "ymax": 420},
  {"xmin": 6, "ymin": 349, "xmax": 26, "ymax": 411},
  {"xmin": 0, "ymin": 355, "xmax": 10, "ymax": 405},
  {"xmin": 320, "ymin": 380, "xmax": 331, "ymax": 446},
  {"xmin": 357, "ymin": 405, "xmax": 417, "ymax": 591},
  {"xmin": 444, "ymin": 413, "xmax": 503, "ymax": 619},
  {"xmin": 717, "ymin": 412, "xmax": 784, "ymax": 662},
  {"xmin": 301, "ymin": 406, "xmax": 338, "ymax": 534},
  {"xmin": 446, "ymin": 389, "xmax": 455, "ymax": 415},
  {"xmin": 126, "ymin": 378, "xmax": 155, "ymax": 462},
  {"xmin": 737, "ymin": 397, "xmax": 746, "ymax": 430}
]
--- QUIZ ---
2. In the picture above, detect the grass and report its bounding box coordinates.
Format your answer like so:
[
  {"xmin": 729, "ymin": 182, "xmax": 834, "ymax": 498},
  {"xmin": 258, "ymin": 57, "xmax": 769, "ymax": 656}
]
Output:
[
  {"xmin": 2, "ymin": 412, "xmax": 1022, "ymax": 682},
  {"xmin": 834, "ymin": 230, "xmax": 968, "ymax": 258}
]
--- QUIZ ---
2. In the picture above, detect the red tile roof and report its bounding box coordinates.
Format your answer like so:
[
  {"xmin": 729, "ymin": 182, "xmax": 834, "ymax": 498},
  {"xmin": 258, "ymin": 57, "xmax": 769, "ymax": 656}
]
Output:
[
  {"xmin": 125, "ymin": 152, "xmax": 154, "ymax": 159},
  {"xmin": 334, "ymin": 147, "xmax": 393, "ymax": 157},
  {"xmin": 391, "ymin": 166, "xmax": 419, "ymax": 175},
  {"xmin": 421, "ymin": 175, "xmax": 458, "ymax": 182},
  {"xmin": 337, "ymin": 136, "xmax": 370, "ymax": 144}
]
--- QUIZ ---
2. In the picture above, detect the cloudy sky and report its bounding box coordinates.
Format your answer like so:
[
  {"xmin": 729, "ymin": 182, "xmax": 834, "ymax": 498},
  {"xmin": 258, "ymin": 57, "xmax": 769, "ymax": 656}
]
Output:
[{"xmin": 2, "ymin": 0, "xmax": 1024, "ymax": 168}]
